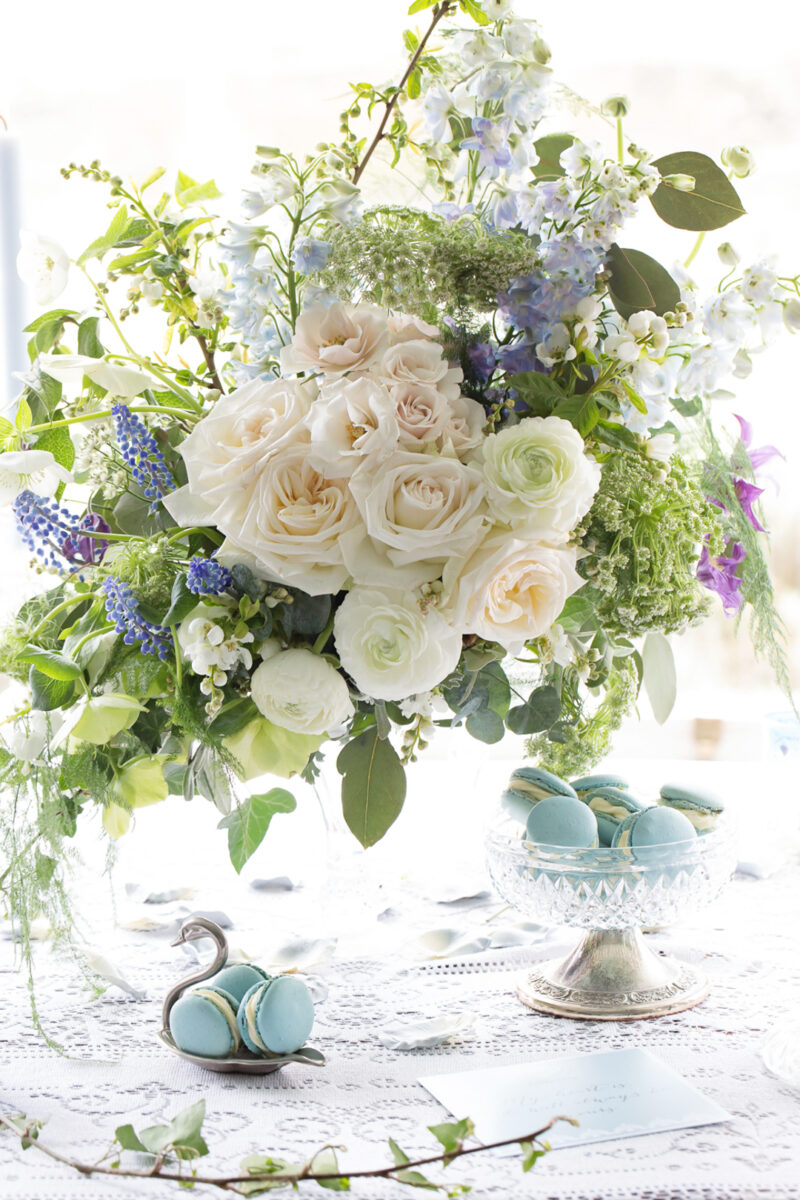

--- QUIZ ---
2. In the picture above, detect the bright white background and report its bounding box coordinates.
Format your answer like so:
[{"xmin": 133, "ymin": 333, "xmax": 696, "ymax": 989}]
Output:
[{"xmin": 1, "ymin": 0, "xmax": 800, "ymax": 761}]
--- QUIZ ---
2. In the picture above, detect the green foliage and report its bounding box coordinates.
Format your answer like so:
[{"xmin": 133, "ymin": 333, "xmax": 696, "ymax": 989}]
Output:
[
  {"xmin": 606, "ymin": 245, "xmax": 681, "ymax": 320},
  {"xmin": 651, "ymin": 151, "xmax": 746, "ymax": 231},
  {"xmin": 219, "ymin": 788, "xmax": 297, "ymax": 873},
  {"xmin": 321, "ymin": 207, "xmax": 536, "ymax": 317},
  {"xmin": 337, "ymin": 728, "xmax": 407, "ymax": 848},
  {"xmin": 531, "ymin": 133, "xmax": 574, "ymax": 180},
  {"xmin": 578, "ymin": 452, "xmax": 717, "ymax": 637}
]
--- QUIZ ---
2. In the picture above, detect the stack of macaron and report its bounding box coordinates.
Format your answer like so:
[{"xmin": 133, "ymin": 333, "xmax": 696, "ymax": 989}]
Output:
[
  {"xmin": 502, "ymin": 766, "xmax": 725, "ymax": 853},
  {"xmin": 168, "ymin": 961, "xmax": 315, "ymax": 1060}
]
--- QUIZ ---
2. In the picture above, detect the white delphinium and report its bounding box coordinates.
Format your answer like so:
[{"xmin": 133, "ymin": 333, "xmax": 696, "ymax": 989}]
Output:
[
  {"xmin": 188, "ymin": 268, "xmax": 227, "ymax": 330},
  {"xmin": 605, "ymin": 311, "xmax": 669, "ymax": 364},
  {"xmin": 535, "ymin": 323, "xmax": 576, "ymax": 368},
  {"xmin": 16, "ymin": 231, "xmax": 69, "ymax": 304},
  {"xmin": 421, "ymin": 83, "xmax": 455, "ymax": 143},
  {"xmin": 560, "ymin": 139, "xmax": 605, "ymax": 179},
  {"xmin": 571, "ymin": 296, "xmax": 604, "ymax": 349}
]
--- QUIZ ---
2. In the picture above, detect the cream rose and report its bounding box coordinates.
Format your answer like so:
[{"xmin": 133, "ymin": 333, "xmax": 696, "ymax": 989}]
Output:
[
  {"xmin": 305, "ymin": 376, "xmax": 399, "ymax": 476},
  {"xmin": 251, "ymin": 648, "xmax": 354, "ymax": 735},
  {"xmin": 346, "ymin": 452, "xmax": 488, "ymax": 578},
  {"xmin": 333, "ymin": 587, "xmax": 462, "ymax": 701},
  {"xmin": 216, "ymin": 443, "xmax": 361, "ymax": 595},
  {"xmin": 387, "ymin": 312, "xmax": 441, "ymax": 343},
  {"xmin": 280, "ymin": 301, "xmax": 388, "ymax": 375},
  {"xmin": 165, "ymin": 376, "xmax": 315, "ymax": 528},
  {"xmin": 439, "ymin": 393, "xmax": 487, "ymax": 457},
  {"xmin": 481, "ymin": 415, "xmax": 600, "ymax": 536},
  {"xmin": 373, "ymin": 338, "xmax": 463, "ymax": 401},
  {"xmin": 391, "ymin": 381, "xmax": 452, "ymax": 446},
  {"xmin": 442, "ymin": 533, "xmax": 584, "ymax": 654}
]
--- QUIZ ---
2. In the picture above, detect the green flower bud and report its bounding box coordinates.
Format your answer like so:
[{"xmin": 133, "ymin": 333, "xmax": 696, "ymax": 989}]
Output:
[
  {"xmin": 717, "ymin": 241, "xmax": 740, "ymax": 267},
  {"xmin": 721, "ymin": 144, "xmax": 755, "ymax": 178},
  {"xmin": 662, "ymin": 173, "xmax": 695, "ymax": 192},
  {"xmin": 601, "ymin": 95, "xmax": 630, "ymax": 118},
  {"xmin": 532, "ymin": 36, "xmax": 551, "ymax": 65}
]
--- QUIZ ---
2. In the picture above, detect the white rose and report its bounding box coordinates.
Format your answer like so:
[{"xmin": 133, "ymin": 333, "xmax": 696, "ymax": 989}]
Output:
[
  {"xmin": 0, "ymin": 449, "xmax": 72, "ymax": 505},
  {"xmin": 438, "ymin": 393, "xmax": 487, "ymax": 457},
  {"xmin": 165, "ymin": 376, "xmax": 315, "ymax": 527},
  {"xmin": 481, "ymin": 415, "xmax": 600, "ymax": 536},
  {"xmin": 216, "ymin": 443, "xmax": 360, "ymax": 596},
  {"xmin": 442, "ymin": 533, "xmax": 584, "ymax": 654},
  {"xmin": 280, "ymin": 301, "xmax": 389, "ymax": 375},
  {"xmin": 391, "ymin": 382, "xmax": 453, "ymax": 446},
  {"xmin": 334, "ymin": 587, "xmax": 462, "ymax": 701},
  {"xmin": 345, "ymin": 452, "xmax": 488, "ymax": 584},
  {"xmin": 305, "ymin": 376, "xmax": 399, "ymax": 477},
  {"xmin": 387, "ymin": 312, "xmax": 441, "ymax": 343},
  {"xmin": 373, "ymin": 339, "xmax": 463, "ymax": 401},
  {"xmin": 17, "ymin": 231, "xmax": 69, "ymax": 305},
  {"xmin": 250, "ymin": 648, "xmax": 354, "ymax": 735}
]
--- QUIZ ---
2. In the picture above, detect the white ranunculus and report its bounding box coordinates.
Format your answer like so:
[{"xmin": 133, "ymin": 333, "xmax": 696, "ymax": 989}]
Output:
[
  {"xmin": 215, "ymin": 443, "xmax": 361, "ymax": 596},
  {"xmin": 373, "ymin": 338, "xmax": 463, "ymax": 402},
  {"xmin": 481, "ymin": 415, "xmax": 600, "ymax": 536},
  {"xmin": 280, "ymin": 301, "xmax": 389, "ymax": 375},
  {"xmin": 442, "ymin": 533, "xmax": 585, "ymax": 654},
  {"xmin": 250, "ymin": 648, "xmax": 354, "ymax": 735},
  {"xmin": 387, "ymin": 312, "xmax": 441, "ymax": 344},
  {"xmin": 38, "ymin": 353, "xmax": 154, "ymax": 398},
  {"xmin": 333, "ymin": 587, "xmax": 462, "ymax": 701},
  {"xmin": 438, "ymin": 393, "xmax": 487, "ymax": 457},
  {"xmin": 165, "ymin": 376, "xmax": 315, "ymax": 528},
  {"xmin": 348, "ymin": 452, "xmax": 488, "ymax": 575},
  {"xmin": 0, "ymin": 449, "xmax": 72, "ymax": 505},
  {"xmin": 305, "ymin": 376, "xmax": 399, "ymax": 477},
  {"xmin": 391, "ymin": 381, "xmax": 452, "ymax": 446},
  {"xmin": 17, "ymin": 231, "xmax": 69, "ymax": 305}
]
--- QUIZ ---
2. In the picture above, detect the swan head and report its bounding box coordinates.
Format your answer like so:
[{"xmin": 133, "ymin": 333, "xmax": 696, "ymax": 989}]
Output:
[{"xmin": 170, "ymin": 916, "xmax": 228, "ymax": 950}]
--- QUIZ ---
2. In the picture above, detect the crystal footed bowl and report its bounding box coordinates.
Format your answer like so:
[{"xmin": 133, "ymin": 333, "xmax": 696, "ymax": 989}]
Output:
[{"xmin": 486, "ymin": 813, "xmax": 737, "ymax": 1020}]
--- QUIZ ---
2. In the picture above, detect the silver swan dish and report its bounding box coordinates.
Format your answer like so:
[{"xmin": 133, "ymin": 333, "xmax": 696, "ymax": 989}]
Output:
[{"xmin": 158, "ymin": 916, "xmax": 325, "ymax": 1074}]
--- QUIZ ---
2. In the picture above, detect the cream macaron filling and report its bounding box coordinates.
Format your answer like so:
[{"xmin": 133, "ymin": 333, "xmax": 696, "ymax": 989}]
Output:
[
  {"xmin": 244, "ymin": 989, "xmax": 270, "ymax": 1053},
  {"xmin": 194, "ymin": 988, "xmax": 240, "ymax": 1053},
  {"xmin": 589, "ymin": 797, "xmax": 631, "ymax": 821}
]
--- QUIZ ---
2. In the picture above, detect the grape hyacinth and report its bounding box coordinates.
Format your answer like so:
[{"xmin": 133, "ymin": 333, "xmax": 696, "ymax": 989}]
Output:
[
  {"xmin": 102, "ymin": 576, "xmax": 173, "ymax": 659},
  {"xmin": 112, "ymin": 403, "xmax": 176, "ymax": 511},
  {"xmin": 13, "ymin": 490, "xmax": 77, "ymax": 573},
  {"xmin": 186, "ymin": 556, "xmax": 233, "ymax": 596}
]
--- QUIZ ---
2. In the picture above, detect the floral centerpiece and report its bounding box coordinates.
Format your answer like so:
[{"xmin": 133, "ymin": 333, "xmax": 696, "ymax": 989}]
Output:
[{"xmin": 0, "ymin": 0, "xmax": 794, "ymax": 970}]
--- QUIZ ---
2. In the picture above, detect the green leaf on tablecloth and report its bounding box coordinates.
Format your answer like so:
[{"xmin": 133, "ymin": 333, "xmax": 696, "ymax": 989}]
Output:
[
  {"xmin": 429, "ymin": 1117, "xmax": 474, "ymax": 1164},
  {"xmin": 115, "ymin": 1123, "xmax": 146, "ymax": 1152},
  {"xmin": 219, "ymin": 788, "xmax": 297, "ymax": 873},
  {"xmin": 310, "ymin": 1147, "xmax": 350, "ymax": 1189},
  {"xmin": 238, "ymin": 1154, "xmax": 304, "ymax": 1192},
  {"xmin": 519, "ymin": 1140, "xmax": 546, "ymax": 1171},
  {"xmin": 651, "ymin": 151, "xmax": 746, "ymax": 230},
  {"xmin": 388, "ymin": 1137, "xmax": 411, "ymax": 1166},
  {"xmin": 337, "ymin": 728, "xmax": 406, "ymax": 848}
]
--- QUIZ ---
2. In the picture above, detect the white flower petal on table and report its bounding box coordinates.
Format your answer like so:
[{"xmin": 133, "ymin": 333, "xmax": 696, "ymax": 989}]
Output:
[
  {"xmin": 263, "ymin": 936, "xmax": 337, "ymax": 971},
  {"xmin": 84, "ymin": 951, "xmax": 146, "ymax": 1000},
  {"xmin": 415, "ymin": 928, "xmax": 492, "ymax": 959},
  {"xmin": 379, "ymin": 1013, "xmax": 476, "ymax": 1051}
]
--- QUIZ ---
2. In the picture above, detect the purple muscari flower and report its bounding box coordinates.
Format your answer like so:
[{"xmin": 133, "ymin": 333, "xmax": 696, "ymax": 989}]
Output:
[
  {"xmin": 461, "ymin": 117, "xmax": 513, "ymax": 169},
  {"xmin": 61, "ymin": 512, "xmax": 111, "ymax": 565},
  {"xmin": 187, "ymin": 556, "xmax": 233, "ymax": 596},
  {"xmin": 696, "ymin": 540, "xmax": 746, "ymax": 615},
  {"xmin": 292, "ymin": 237, "xmax": 331, "ymax": 275},
  {"xmin": 733, "ymin": 478, "xmax": 767, "ymax": 532},
  {"xmin": 101, "ymin": 576, "xmax": 172, "ymax": 660},
  {"xmin": 467, "ymin": 342, "xmax": 496, "ymax": 383},
  {"xmin": 13, "ymin": 490, "xmax": 77, "ymax": 574},
  {"xmin": 112, "ymin": 404, "xmax": 177, "ymax": 512}
]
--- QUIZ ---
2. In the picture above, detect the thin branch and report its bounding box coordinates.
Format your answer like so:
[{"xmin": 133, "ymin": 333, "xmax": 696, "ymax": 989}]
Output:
[
  {"xmin": 0, "ymin": 1112, "xmax": 573, "ymax": 1191},
  {"xmin": 194, "ymin": 332, "xmax": 224, "ymax": 393},
  {"xmin": 352, "ymin": 2, "xmax": 453, "ymax": 186}
]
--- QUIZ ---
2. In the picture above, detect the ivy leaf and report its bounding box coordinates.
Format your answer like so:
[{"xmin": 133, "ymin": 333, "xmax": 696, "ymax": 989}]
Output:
[
  {"xmin": 77, "ymin": 205, "xmax": 130, "ymax": 266},
  {"xmin": 388, "ymin": 1138, "xmax": 411, "ymax": 1166},
  {"xmin": 519, "ymin": 1140, "xmax": 546, "ymax": 1172},
  {"xmin": 115, "ymin": 1123, "xmax": 147, "ymax": 1153},
  {"xmin": 606, "ymin": 244, "xmax": 680, "ymax": 320},
  {"xmin": 552, "ymin": 393, "xmax": 600, "ymax": 437},
  {"xmin": 219, "ymin": 788, "xmax": 297, "ymax": 873},
  {"xmin": 641, "ymin": 631, "xmax": 676, "ymax": 725},
  {"xmin": 309, "ymin": 1148, "xmax": 350, "ymax": 1190},
  {"xmin": 531, "ymin": 133, "xmax": 574, "ymax": 180},
  {"xmin": 337, "ymin": 728, "xmax": 406, "ymax": 848},
  {"xmin": 429, "ymin": 1117, "xmax": 474, "ymax": 1165},
  {"xmin": 651, "ymin": 151, "xmax": 746, "ymax": 231}
]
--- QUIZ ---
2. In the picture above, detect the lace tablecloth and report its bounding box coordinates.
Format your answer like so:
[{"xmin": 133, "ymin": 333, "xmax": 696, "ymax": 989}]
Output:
[{"xmin": 1, "ymin": 832, "xmax": 799, "ymax": 1200}]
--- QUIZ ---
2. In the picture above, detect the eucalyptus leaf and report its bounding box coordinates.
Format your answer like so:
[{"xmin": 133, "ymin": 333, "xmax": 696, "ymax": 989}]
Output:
[
  {"xmin": 337, "ymin": 728, "xmax": 406, "ymax": 848},
  {"xmin": 219, "ymin": 788, "xmax": 297, "ymax": 873},
  {"xmin": 606, "ymin": 244, "xmax": 680, "ymax": 320},
  {"xmin": 651, "ymin": 151, "xmax": 746, "ymax": 230},
  {"xmin": 531, "ymin": 133, "xmax": 574, "ymax": 180},
  {"xmin": 465, "ymin": 707, "xmax": 505, "ymax": 743}
]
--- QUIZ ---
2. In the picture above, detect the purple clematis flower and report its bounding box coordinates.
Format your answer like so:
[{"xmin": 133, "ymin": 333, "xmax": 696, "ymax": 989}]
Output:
[
  {"xmin": 733, "ymin": 477, "xmax": 767, "ymax": 532},
  {"xmin": 461, "ymin": 117, "xmax": 513, "ymax": 169},
  {"xmin": 61, "ymin": 512, "xmax": 111, "ymax": 565},
  {"xmin": 734, "ymin": 414, "xmax": 783, "ymax": 473},
  {"xmin": 696, "ymin": 540, "xmax": 746, "ymax": 615}
]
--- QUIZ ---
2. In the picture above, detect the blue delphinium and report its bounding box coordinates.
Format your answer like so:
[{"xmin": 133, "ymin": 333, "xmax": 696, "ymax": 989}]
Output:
[
  {"xmin": 186, "ymin": 556, "xmax": 233, "ymax": 596},
  {"xmin": 112, "ymin": 404, "xmax": 176, "ymax": 511},
  {"xmin": 102, "ymin": 576, "xmax": 173, "ymax": 659},
  {"xmin": 460, "ymin": 116, "xmax": 513, "ymax": 169},
  {"xmin": 292, "ymin": 237, "xmax": 331, "ymax": 275},
  {"xmin": 13, "ymin": 490, "xmax": 77, "ymax": 573}
]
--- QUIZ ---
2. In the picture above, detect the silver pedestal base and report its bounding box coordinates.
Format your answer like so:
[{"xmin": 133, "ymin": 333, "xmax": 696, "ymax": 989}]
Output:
[{"xmin": 517, "ymin": 928, "xmax": 708, "ymax": 1020}]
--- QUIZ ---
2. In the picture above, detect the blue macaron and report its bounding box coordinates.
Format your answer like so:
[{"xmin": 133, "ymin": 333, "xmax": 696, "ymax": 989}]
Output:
[
  {"xmin": 509, "ymin": 766, "xmax": 578, "ymax": 802},
  {"xmin": 571, "ymin": 773, "xmax": 630, "ymax": 798},
  {"xmin": 611, "ymin": 805, "xmax": 697, "ymax": 850},
  {"xmin": 209, "ymin": 962, "xmax": 271, "ymax": 1006},
  {"xmin": 237, "ymin": 976, "xmax": 315, "ymax": 1056},
  {"xmin": 169, "ymin": 985, "xmax": 241, "ymax": 1059},
  {"xmin": 525, "ymin": 794, "xmax": 599, "ymax": 849},
  {"xmin": 658, "ymin": 783, "xmax": 725, "ymax": 833},
  {"xmin": 583, "ymin": 786, "xmax": 646, "ymax": 846}
]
